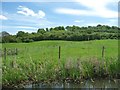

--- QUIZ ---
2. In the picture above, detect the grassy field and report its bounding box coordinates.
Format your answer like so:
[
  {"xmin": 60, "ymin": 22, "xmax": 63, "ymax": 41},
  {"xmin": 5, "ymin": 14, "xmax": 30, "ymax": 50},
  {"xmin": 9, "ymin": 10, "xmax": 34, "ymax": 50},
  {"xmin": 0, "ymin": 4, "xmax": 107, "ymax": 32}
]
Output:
[{"xmin": 1, "ymin": 39, "xmax": 119, "ymax": 87}]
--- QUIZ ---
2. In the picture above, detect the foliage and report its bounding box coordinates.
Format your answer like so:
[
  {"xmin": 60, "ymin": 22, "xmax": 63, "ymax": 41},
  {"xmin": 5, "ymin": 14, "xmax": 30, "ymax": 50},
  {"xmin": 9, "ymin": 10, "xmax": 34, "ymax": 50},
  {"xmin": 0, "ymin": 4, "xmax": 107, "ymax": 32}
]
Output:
[
  {"xmin": 2, "ymin": 40, "xmax": 119, "ymax": 87},
  {"xmin": 1, "ymin": 25, "xmax": 119, "ymax": 43}
]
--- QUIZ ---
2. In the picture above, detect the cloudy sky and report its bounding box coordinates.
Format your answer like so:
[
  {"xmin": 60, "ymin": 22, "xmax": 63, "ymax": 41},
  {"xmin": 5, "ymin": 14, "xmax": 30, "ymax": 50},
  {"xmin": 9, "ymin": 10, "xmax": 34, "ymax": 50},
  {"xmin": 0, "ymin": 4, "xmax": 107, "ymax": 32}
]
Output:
[{"xmin": 0, "ymin": 0, "xmax": 119, "ymax": 34}]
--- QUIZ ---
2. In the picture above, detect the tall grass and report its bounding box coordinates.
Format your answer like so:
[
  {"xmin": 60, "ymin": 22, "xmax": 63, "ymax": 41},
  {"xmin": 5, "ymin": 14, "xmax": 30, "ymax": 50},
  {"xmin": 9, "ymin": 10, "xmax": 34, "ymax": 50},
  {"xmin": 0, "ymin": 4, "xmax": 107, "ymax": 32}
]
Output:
[{"xmin": 2, "ymin": 40, "xmax": 119, "ymax": 87}]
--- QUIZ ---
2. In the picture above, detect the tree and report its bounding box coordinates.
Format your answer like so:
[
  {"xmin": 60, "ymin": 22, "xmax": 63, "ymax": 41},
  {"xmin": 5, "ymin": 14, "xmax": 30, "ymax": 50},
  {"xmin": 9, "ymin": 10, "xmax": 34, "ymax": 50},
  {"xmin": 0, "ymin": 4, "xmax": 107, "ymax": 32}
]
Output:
[
  {"xmin": 97, "ymin": 24, "xmax": 102, "ymax": 27},
  {"xmin": 50, "ymin": 28, "xmax": 54, "ymax": 31},
  {"xmin": 2, "ymin": 25, "xmax": 119, "ymax": 43},
  {"xmin": 2, "ymin": 35, "xmax": 17, "ymax": 43},
  {"xmin": 17, "ymin": 31, "xmax": 26, "ymax": 37},
  {"xmin": 37, "ymin": 28, "xmax": 46, "ymax": 34},
  {"xmin": 46, "ymin": 28, "xmax": 49, "ymax": 32}
]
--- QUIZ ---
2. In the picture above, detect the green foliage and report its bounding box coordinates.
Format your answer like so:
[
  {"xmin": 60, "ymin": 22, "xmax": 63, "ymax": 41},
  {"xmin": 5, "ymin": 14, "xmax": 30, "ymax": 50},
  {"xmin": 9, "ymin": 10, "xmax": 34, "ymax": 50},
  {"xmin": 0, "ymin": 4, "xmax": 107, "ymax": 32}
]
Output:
[
  {"xmin": 37, "ymin": 28, "xmax": 46, "ymax": 34},
  {"xmin": 17, "ymin": 31, "xmax": 26, "ymax": 37},
  {"xmin": 1, "ymin": 24, "xmax": 119, "ymax": 43},
  {"xmin": 2, "ymin": 40, "xmax": 119, "ymax": 87},
  {"xmin": 2, "ymin": 35, "xmax": 18, "ymax": 43}
]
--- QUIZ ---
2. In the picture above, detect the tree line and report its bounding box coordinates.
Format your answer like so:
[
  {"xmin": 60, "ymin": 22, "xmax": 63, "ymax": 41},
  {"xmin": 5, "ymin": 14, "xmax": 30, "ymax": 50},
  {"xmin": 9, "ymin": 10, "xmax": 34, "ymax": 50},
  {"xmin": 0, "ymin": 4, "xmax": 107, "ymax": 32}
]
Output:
[{"xmin": 1, "ymin": 24, "xmax": 120, "ymax": 43}]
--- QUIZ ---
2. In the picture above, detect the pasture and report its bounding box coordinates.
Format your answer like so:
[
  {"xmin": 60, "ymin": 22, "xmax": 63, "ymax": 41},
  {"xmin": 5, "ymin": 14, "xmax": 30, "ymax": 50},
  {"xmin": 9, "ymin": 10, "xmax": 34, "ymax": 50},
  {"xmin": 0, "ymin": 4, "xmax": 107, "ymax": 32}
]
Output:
[{"xmin": 1, "ymin": 39, "xmax": 119, "ymax": 87}]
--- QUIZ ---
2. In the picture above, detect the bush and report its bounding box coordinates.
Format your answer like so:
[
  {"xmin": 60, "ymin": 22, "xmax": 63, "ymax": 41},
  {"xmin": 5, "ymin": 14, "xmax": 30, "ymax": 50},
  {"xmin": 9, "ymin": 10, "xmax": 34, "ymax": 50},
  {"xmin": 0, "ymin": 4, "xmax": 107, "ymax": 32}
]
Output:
[{"xmin": 23, "ymin": 38, "xmax": 34, "ymax": 43}]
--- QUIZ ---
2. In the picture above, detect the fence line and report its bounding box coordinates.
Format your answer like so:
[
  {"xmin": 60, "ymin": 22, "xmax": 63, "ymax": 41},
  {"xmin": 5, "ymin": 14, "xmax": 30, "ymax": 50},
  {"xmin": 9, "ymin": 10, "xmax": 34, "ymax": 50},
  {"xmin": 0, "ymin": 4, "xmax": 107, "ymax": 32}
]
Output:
[
  {"xmin": 58, "ymin": 46, "xmax": 61, "ymax": 64},
  {"xmin": 0, "ymin": 48, "xmax": 18, "ymax": 59},
  {"xmin": 1, "ymin": 45, "xmax": 109, "ymax": 62},
  {"xmin": 102, "ymin": 46, "xmax": 105, "ymax": 58}
]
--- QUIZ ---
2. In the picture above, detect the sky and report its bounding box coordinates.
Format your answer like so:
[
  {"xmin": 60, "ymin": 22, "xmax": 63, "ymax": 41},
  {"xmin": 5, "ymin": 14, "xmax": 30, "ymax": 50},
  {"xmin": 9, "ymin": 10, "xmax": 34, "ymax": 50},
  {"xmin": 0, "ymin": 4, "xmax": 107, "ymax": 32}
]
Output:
[{"xmin": 0, "ymin": 0, "xmax": 119, "ymax": 35}]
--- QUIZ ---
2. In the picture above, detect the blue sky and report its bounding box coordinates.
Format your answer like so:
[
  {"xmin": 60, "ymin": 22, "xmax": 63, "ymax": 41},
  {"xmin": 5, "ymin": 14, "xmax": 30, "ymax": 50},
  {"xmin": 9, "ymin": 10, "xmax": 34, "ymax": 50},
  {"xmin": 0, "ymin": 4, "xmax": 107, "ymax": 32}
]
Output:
[{"xmin": 0, "ymin": 0, "xmax": 119, "ymax": 34}]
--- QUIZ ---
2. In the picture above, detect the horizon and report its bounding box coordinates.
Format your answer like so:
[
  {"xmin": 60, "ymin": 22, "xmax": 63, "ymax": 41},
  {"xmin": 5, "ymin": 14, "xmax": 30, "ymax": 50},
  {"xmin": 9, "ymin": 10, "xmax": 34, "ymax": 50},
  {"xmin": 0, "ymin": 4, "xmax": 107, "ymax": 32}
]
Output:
[
  {"xmin": 1, "ymin": 24, "xmax": 119, "ymax": 35},
  {"xmin": 1, "ymin": 0, "xmax": 119, "ymax": 35}
]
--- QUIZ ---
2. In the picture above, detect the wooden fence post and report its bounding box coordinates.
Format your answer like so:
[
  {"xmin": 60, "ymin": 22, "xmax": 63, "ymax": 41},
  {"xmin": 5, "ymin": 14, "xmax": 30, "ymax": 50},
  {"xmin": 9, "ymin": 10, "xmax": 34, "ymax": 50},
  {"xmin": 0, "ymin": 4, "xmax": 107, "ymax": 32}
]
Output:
[
  {"xmin": 58, "ymin": 46, "xmax": 61, "ymax": 64},
  {"xmin": 59, "ymin": 46, "xmax": 61, "ymax": 59},
  {"xmin": 102, "ymin": 46, "xmax": 105, "ymax": 58},
  {"xmin": 4, "ymin": 48, "xmax": 6, "ymax": 60}
]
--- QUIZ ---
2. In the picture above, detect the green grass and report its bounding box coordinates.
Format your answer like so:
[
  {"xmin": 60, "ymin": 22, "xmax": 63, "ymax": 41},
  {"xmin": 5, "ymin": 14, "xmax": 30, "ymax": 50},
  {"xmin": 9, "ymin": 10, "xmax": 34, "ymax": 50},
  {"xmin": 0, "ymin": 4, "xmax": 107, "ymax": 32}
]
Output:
[{"xmin": 1, "ymin": 39, "xmax": 119, "ymax": 87}]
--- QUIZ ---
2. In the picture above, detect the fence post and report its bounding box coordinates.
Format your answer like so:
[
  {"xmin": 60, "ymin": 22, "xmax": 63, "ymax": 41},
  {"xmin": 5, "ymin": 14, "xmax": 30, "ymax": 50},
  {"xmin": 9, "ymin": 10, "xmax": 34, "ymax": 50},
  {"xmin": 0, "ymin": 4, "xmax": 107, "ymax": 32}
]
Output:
[
  {"xmin": 102, "ymin": 46, "xmax": 105, "ymax": 58},
  {"xmin": 11, "ymin": 60, "xmax": 16, "ymax": 68},
  {"xmin": 58, "ymin": 46, "xmax": 61, "ymax": 64},
  {"xmin": 59, "ymin": 46, "xmax": 61, "ymax": 59},
  {"xmin": 4, "ymin": 48, "xmax": 6, "ymax": 60}
]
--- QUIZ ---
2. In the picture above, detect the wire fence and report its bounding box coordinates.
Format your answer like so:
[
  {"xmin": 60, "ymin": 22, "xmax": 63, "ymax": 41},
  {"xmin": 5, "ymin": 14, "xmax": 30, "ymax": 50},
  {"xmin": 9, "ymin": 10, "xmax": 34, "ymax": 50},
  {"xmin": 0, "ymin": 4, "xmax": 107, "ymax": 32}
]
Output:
[{"xmin": 0, "ymin": 45, "xmax": 118, "ymax": 61}]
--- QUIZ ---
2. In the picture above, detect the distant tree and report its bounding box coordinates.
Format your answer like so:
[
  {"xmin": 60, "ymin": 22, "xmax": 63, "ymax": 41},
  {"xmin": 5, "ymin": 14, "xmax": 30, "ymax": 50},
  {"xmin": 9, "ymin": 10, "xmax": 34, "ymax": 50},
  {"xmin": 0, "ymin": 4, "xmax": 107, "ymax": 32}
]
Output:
[
  {"xmin": 1, "ymin": 25, "xmax": 119, "ymax": 43},
  {"xmin": 105, "ymin": 25, "xmax": 111, "ymax": 29},
  {"xmin": 2, "ymin": 35, "xmax": 17, "ymax": 43},
  {"xmin": 46, "ymin": 28, "xmax": 49, "ymax": 32},
  {"xmin": 65, "ymin": 26, "xmax": 73, "ymax": 31},
  {"xmin": 22, "ymin": 38, "xmax": 34, "ymax": 43},
  {"xmin": 50, "ymin": 28, "xmax": 54, "ymax": 31},
  {"xmin": 97, "ymin": 24, "xmax": 102, "ymax": 27},
  {"xmin": 37, "ymin": 28, "xmax": 46, "ymax": 34},
  {"xmin": 16, "ymin": 31, "xmax": 26, "ymax": 37}
]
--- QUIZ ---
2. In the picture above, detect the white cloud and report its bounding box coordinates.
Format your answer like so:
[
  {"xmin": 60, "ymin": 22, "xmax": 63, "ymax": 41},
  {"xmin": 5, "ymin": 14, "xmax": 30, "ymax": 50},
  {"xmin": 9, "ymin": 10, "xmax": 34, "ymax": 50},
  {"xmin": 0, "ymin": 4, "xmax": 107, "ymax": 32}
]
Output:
[
  {"xmin": 55, "ymin": 8, "xmax": 88, "ymax": 15},
  {"xmin": 17, "ymin": 6, "xmax": 36, "ymax": 16},
  {"xmin": 74, "ymin": 20, "xmax": 84, "ymax": 23},
  {"xmin": 55, "ymin": 0, "xmax": 118, "ymax": 18},
  {"xmin": 1, "ymin": 13, "xmax": 53, "ymax": 30},
  {"xmin": 0, "ymin": 15, "xmax": 8, "ymax": 20},
  {"xmin": 1, "ymin": 25, "xmax": 39, "ymax": 35},
  {"xmin": 38, "ymin": 10, "xmax": 46, "ymax": 18},
  {"xmin": 75, "ymin": 0, "xmax": 118, "ymax": 9},
  {"xmin": 17, "ymin": 6, "xmax": 45, "ymax": 18}
]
